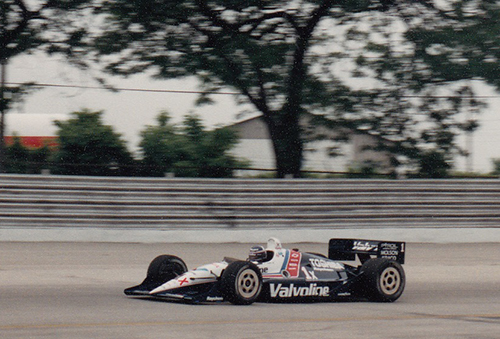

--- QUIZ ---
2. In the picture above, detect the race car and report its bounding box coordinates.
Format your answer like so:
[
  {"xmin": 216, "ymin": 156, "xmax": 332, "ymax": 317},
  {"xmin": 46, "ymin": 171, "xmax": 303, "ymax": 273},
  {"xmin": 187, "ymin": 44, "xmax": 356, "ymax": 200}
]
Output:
[{"xmin": 124, "ymin": 237, "xmax": 406, "ymax": 305}]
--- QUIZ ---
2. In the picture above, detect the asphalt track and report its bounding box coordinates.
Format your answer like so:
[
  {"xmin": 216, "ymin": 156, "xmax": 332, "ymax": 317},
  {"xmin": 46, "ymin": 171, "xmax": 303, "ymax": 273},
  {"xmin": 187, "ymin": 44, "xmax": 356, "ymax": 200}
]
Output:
[{"xmin": 1, "ymin": 241, "xmax": 499, "ymax": 338}]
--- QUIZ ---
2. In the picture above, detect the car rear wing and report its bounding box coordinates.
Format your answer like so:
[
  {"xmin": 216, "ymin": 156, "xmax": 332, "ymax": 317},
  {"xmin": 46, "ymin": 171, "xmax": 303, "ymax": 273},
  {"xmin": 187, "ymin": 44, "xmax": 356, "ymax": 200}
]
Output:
[{"xmin": 328, "ymin": 239, "xmax": 405, "ymax": 265}]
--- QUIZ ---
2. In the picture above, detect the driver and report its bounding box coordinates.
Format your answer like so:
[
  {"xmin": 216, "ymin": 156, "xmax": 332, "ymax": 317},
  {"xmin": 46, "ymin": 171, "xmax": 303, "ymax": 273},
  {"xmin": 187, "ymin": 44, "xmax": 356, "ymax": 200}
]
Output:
[{"xmin": 248, "ymin": 245, "xmax": 267, "ymax": 263}]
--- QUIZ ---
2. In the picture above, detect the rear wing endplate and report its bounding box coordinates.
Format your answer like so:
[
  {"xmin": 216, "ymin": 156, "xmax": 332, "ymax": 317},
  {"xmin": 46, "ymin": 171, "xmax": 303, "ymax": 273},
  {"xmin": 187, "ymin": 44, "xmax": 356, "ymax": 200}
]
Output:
[{"xmin": 328, "ymin": 239, "xmax": 405, "ymax": 265}]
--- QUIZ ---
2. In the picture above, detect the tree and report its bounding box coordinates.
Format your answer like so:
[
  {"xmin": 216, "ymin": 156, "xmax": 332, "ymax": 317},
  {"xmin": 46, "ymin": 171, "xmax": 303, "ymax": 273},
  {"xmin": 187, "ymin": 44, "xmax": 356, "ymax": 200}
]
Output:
[
  {"xmin": 4, "ymin": 135, "xmax": 52, "ymax": 174},
  {"xmin": 347, "ymin": 1, "xmax": 491, "ymax": 175},
  {"xmin": 4, "ymin": 135, "xmax": 29, "ymax": 173},
  {"xmin": 0, "ymin": 0, "xmax": 98, "ymax": 172},
  {"xmin": 492, "ymin": 158, "xmax": 500, "ymax": 176},
  {"xmin": 0, "ymin": 0, "xmax": 38, "ymax": 172},
  {"xmin": 77, "ymin": 0, "xmax": 500, "ymax": 178},
  {"xmin": 139, "ymin": 111, "xmax": 185, "ymax": 176},
  {"xmin": 175, "ymin": 114, "xmax": 246, "ymax": 177},
  {"xmin": 1, "ymin": 0, "xmax": 42, "ymax": 62},
  {"xmin": 52, "ymin": 110, "xmax": 133, "ymax": 176},
  {"xmin": 70, "ymin": 1, "xmax": 404, "ymax": 177},
  {"xmin": 406, "ymin": 1, "xmax": 500, "ymax": 90},
  {"xmin": 139, "ymin": 112, "xmax": 247, "ymax": 177},
  {"xmin": 416, "ymin": 150, "xmax": 451, "ymax": 179},
  {"xmin": 1, "ymin": 0, "xmax": 99, "ymax": 61},
  {"xmin": 17, "ymin": 1, "xmax": 495, "ymax": 178}
]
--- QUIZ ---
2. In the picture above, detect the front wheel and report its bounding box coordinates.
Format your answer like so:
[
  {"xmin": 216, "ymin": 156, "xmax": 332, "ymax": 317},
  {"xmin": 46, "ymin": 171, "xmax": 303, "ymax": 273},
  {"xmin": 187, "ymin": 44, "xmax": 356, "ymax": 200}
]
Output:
[
  {"xmin": 220, "ymin": 261, "xmax": 262, "ymax": 305},
  {"xmin": 146, "ymin": 255, "xmax": 188, "ymax": 285},
  {"xmin": 360, "ymin": 258, "xmax": 405, "ymax": 302},
  {"xmin": 124, "ymin": 254, "xmax": 188, "ymax": 295}
]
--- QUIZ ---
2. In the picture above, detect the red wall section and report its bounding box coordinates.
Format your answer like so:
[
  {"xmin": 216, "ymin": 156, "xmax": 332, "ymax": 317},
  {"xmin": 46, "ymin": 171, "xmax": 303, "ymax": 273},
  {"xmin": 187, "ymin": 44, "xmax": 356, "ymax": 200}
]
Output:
[{"xmin": 4, "ymin": 136, "xmax": 59, "ymax": 149}]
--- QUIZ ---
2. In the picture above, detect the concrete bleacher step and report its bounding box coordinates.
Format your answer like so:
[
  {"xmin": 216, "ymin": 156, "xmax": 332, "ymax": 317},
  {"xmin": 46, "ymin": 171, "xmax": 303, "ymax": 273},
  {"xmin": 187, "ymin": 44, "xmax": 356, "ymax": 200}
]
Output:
[{"xmin": 1, "ymin": 174, "xmax": 500, "ymax": 230}]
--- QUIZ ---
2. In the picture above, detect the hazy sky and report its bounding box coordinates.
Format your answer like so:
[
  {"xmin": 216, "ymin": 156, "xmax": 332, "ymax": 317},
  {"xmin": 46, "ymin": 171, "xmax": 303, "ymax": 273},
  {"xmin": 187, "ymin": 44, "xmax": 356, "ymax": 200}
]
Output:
[
  {"xmin": 8, "ymin": 53, "xmax": 247, "ymax": 148},
  {"xmin": 7, "ymin": 52, "xmax": 500, "ymax": 173}
]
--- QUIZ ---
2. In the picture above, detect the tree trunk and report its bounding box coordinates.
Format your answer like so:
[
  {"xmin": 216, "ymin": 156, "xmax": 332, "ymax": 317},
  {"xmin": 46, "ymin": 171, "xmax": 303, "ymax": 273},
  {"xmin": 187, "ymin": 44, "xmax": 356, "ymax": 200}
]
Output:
[
  {"xmin": 0, "ymin": 59, "xmax": 7, "ymax": 173},
  {"xmin": 266, "ymin": 111, "xmax": 303, "ymax": 178}
]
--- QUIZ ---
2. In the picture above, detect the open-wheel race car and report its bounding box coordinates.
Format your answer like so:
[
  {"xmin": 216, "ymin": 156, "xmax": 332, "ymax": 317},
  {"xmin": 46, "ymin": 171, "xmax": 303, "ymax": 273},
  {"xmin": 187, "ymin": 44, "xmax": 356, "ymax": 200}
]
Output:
[{"xmin": 124, "ymin": 237, "xmax": 406, "ymax": 305}]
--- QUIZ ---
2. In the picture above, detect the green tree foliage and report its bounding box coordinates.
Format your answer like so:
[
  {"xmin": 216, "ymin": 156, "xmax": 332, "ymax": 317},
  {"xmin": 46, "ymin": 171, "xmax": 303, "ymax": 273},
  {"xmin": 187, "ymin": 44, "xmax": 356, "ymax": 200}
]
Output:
[
  {"xmin": 64, "ymin": 0, "xmax": 498, "ymax": 178},
  {"xmin": 52, "ymin": 110, "xmax": 133, "ymax": 176},
  {"xmin": 8, "ymin": 1, "xmax": 500, "ymax": 178},
  {"xmin": 416, "ymin": 150, "xmax": 451, "ymax": 179},
  {"xmin": 4, "ymin": 135, "xmax": 51, "ymax": 174},
  {"xmin": 72, "ymin": 0, "xmax": 423, "ymax": 178},
  {"xmin": 140, "ymin": 112, "xmax": 247, "ymax": 178},
  {"xmin": 1, "ymin": 0, "xmax": 42, "ymax": 60},
  {"xmin": 406, "ymin": 1, "xmax": 500, "ymax": 90},
  {"xmin": 176, "ymin": 114, "xmax": 247, "ymax": 177},
  {"xmin": 5, "ymin": 135, "xmax": 29, "ymax": 173},
  {"xmin": 1, "ymin": 0, "xmax": 97, "ymax": 172},
  {"xmin": 1, "ymin": 0, "xmax": 99, "ymax": 62},
  {"xmin": 491, "ymin": 158, "xmax": 500, "ymax": 176},
  {"xmin": 139, "ymin": 112, "xmax": 185, "ymax": 176},
  {"xmin": 344, "ymin": 1, "xmax": 490, "ymax": 176}
]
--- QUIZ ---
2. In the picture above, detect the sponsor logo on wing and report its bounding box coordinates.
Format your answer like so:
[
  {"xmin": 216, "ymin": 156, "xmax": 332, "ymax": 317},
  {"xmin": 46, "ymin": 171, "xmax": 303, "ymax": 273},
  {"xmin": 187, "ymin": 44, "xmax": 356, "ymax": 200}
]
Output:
[
  {"xmin": 352, "ymin": 241, "xmax": 378, "ymax": 252},
  {"xmin": 380, "ymin": 249, "xmax": 399, "ymax": 256},
  {"xmin": 381, "ymin": 242, "xmax": 398, "ymax": 250},
  {"xmin": 309, "ymin": 258, "xmax": 344, "ymax": 271},
  {"xmin": 380, "ymin": 243, "xmax": 400, "ymax": 260},
  {"xmin": 270, "ymin": 283, "xmax": 330, "ymax": 298}
]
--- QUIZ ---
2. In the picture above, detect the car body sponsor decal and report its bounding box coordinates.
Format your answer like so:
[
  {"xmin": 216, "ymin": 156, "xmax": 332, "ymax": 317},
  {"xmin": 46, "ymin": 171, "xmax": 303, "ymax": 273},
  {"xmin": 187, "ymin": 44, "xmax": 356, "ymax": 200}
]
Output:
[
  {"xmin": 286, "ymin": 250, "xmax": 301, "ymax": 277},
  {"xmin": 352, "ymin": 241, "xmax": 378, "ymax": 252},
  {"xmin": 308, "ymin": 258, "xmax": 344, "ymax": 271},
  {"xmin": 270, "ymin": 283, "xmax": 330, "ymax": 298}
]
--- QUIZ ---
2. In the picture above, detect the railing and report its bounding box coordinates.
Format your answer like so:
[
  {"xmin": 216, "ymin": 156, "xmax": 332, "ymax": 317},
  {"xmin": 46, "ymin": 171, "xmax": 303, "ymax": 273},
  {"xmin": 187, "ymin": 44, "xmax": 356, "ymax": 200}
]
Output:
[{"xmin": 1, "ymin": 174, "xmax": 500, "ymax": 230}]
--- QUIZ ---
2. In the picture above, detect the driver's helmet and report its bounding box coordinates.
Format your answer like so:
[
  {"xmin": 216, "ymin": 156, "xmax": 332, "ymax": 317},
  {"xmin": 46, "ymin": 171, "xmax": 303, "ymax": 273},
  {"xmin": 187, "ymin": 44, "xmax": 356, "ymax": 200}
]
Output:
[{"xmin": 248, "ymin": 245, "xmax": 267, "ymax": 263}]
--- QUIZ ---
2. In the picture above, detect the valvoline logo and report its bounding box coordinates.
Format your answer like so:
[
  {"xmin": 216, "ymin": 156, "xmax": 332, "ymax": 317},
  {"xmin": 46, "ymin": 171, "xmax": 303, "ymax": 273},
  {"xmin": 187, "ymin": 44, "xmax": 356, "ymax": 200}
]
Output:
[{"xmin": 270, "ymin": 283, "xmax": 330, "ymax": 298}]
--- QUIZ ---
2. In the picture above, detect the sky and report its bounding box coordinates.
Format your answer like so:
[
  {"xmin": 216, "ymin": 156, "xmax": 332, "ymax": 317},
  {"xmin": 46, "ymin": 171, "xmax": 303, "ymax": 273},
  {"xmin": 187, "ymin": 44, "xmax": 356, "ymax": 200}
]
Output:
[
  {"xmin": 7, "ymin": 53, "xmax": 248, "ymax": 150},
  {"xmin": 6, "ymin": 52, "xmax": 500, "ymax": 174}
]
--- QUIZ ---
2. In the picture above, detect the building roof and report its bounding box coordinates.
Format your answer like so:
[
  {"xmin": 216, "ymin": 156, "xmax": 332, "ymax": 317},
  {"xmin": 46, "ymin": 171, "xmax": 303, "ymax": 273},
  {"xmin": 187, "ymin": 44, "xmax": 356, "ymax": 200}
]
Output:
[
  {"xmin": 5, "ymin": 113, "xmax": 68, "ymax": 137},
  {"xmin": 229, "ymin": 115, "xmax": 270, "ymax": 139}
]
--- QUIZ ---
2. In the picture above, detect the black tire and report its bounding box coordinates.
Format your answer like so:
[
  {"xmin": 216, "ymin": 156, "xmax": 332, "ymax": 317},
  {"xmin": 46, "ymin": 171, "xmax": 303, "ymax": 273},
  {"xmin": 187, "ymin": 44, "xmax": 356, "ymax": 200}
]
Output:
[
  {"xmin": 360, "ymin": 258, "xmax": 405, "ymax": 302},
  {"xmin": 124, "ymin": 255, "xmax": 187, "ymax": 295},
  {"xmin": 220, "ymin": 261, "xmax": 262, "ymax": 305},
  {"xmin": 146, "ymin": 255, "xmax": 188, "ymax": 285}
]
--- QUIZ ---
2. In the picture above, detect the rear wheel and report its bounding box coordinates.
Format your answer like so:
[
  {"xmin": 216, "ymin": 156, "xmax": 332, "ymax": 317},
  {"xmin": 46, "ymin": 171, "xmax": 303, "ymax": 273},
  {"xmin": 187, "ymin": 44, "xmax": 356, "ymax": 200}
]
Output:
[
  {"xmin": 360, "ymin": 258, "xmax": 405, "ymax": 302},
  {"xmin": 220, "ymin": 261, "xmax": 262, "ymax": 305}
]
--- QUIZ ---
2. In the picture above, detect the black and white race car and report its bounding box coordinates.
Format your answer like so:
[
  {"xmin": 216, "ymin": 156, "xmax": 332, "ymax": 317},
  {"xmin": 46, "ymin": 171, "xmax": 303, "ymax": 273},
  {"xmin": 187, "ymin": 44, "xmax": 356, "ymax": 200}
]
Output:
[{"xmin": 124, "ymin": 237, "xmax": 406, "ymax": 305}]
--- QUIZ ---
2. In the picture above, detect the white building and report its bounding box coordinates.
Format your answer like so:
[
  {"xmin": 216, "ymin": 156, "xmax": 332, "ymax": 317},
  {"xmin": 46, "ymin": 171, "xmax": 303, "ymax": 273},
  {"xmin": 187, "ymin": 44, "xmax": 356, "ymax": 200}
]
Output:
[
  {"xmin": 229, "ymin": 115, "xmax": 393, "ymax": 175},
  {"xmin": 4, "ymin": 113, "xmax": 68, "ymax": 149}
]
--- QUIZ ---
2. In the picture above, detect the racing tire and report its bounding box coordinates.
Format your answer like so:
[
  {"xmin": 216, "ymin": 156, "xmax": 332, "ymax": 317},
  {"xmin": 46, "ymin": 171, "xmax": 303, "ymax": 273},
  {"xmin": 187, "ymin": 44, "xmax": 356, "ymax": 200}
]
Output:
[
  {"xmin": 220, "ymin": 261, "xmax": 262, "ymax": 305},
  {"xmin": 360, "ymin": 258, "xmax": 405, "ymax": 302},
  {"xmin": 146, "ymin": 255, "xmax": 188, "ymax": 285}
]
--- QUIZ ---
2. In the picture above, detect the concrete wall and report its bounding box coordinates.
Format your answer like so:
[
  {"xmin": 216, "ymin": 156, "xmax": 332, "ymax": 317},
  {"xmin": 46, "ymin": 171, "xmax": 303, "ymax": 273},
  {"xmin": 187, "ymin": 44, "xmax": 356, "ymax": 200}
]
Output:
[{"xmin": 1, "ymin": 174, "xmax": 499, "ymax": 243}]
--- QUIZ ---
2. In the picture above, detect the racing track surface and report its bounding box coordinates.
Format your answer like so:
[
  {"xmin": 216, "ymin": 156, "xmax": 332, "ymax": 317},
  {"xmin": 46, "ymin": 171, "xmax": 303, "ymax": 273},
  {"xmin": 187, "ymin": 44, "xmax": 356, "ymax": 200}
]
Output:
[{"xmin": 1, "ymin": 242, "xmax": 499, "ymax": 338}]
